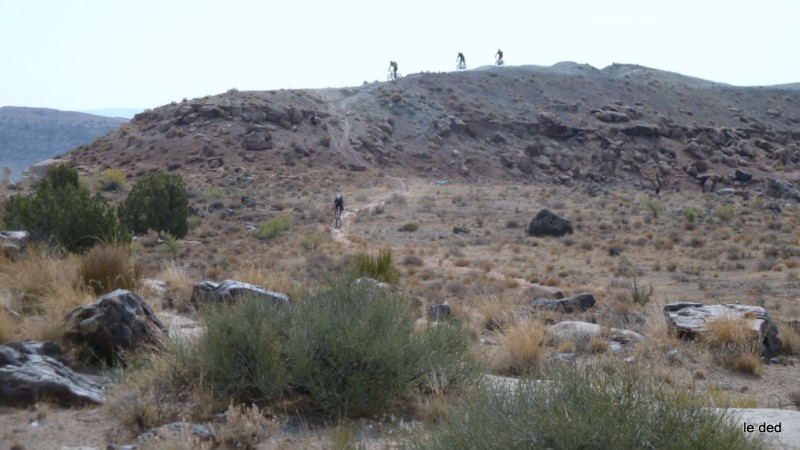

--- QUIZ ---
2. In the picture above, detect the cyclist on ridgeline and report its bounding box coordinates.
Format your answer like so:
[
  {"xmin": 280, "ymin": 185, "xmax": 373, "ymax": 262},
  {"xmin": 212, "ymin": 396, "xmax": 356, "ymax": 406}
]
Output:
[
  {"xmin": 457, "ymin": 52, "xmax": 466, "ymax": 67},
  {"xmin": 495, "ymin": 49, "xmax": 504, "ymax": 65},
  {"xmin": 389, "ymin": 61, "xmax": 398, "ymax": 80}
]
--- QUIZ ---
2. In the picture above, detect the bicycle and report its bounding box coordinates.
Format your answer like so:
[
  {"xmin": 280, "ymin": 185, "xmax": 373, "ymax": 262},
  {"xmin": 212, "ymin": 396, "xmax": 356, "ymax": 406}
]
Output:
[
  {"xmin": 456, "ymin": 61, "xmax": 467, "ymax": 71},
  {"xmin": 387, "ymin": 70, "xmax": 401, "ymax": 81},
  {"xmin": 333, "ymin": 207, "xmax": 343, "ymax": 229},
  {"xmin": 495, "ymin": 58, "xmax": 504, "ymax": 67}
]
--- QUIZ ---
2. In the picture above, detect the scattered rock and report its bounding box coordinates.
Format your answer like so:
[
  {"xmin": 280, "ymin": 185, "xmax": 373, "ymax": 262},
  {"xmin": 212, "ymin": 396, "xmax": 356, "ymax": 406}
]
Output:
[
  {"xmin": 766, "ymin": 178, "xmax": 800, "ymax": 202},
  {"xmin": 0, "ymin": 230, "xmax": 29, "ymax": 260},
  {"xmin": 190, "ymin": 279, "xmax": 289, "ymax": 309},
  {"xmin": 663, "ymin": 302, "xmax": 782, "ymax": 357},
  {"xmin": 0, "ymin": 340, "xmax": 104, "ymax": 406},
  {"xmin": 427, "ymin": 301, "xmax": 451, "ymax": 321},
  {"xmin": 62, "ymin": 290, "xmax": 168, "ymax": 364},
  {"xmin": 527, "ymin": 209, "xmax": 573, "ymax": 237},
  {"xmin": 453, "ymin": 226, "xmax": 471, "ymax": 234},
  {"xmin": 242, "ymin": 132, "xmax": 272, "ymax": 151},
  {"xmin": 528, "ymin": 292, "xmax": 596, "ymax": 313},
  {"xmin": 546, "ymin": 321, "xmax": 643, "ymax": 353},
  {"xmin": 734, "ymin": 169, "xmax": 752, "ymax": 182}
]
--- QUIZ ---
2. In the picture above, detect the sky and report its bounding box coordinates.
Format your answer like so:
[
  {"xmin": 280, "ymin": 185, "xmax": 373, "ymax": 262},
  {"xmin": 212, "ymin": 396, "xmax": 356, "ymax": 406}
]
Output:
[{"xmin": 1, "ymin": 0, "xmax": 799, "ymax": 113}]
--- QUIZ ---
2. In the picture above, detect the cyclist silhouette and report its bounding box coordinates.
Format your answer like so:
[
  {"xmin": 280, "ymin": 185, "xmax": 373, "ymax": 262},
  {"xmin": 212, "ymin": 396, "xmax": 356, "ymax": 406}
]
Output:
[
  {"xmin": 495, "ymin": 49, "xmax": 504, "ymax": 66},
  {"xmin": 389, "ymin": 61, "xmax": 399, "ymax": 80},
  {"xmin": 457, "ymin": 52, "xmax": 466, "ymax": 70}
]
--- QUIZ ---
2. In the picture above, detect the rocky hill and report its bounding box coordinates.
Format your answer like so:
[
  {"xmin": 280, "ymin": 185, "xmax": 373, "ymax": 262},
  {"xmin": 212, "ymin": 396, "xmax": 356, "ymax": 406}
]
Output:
[
  {"xmin": 0, "ymin": 106, "xmax": 128, "ymax": 181},
  {"xmin": 62, "ymin": 62, "xmax": 800, "ymax": 194}
]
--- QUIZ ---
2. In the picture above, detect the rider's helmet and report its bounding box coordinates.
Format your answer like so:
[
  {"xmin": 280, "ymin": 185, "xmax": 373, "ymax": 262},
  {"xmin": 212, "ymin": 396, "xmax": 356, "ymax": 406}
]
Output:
[{"xmin": 335, "ymin": 193, "xmax": 342, "ymax": 200}]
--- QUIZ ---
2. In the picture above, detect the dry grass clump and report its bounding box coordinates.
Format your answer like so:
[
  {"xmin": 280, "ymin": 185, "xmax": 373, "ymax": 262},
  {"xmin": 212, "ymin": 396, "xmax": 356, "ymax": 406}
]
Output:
[
  {"xmin": 0, "ymin": 305, "xmax": 20, "ymax": 343},
  {"xmin": 79, "ymin": 244, "xmax": 143, "ymax": 296},
  {"xmin": 156, "ymin": 261, "xmax": 195, "ymax": 312},
  {"xmin": 492, "ymin": 318, "xmax": 545, "ymax": 375},
  {"xmin": 477, "ymin": 296, "xmax": 517, "ymax": 331},
  {"xmin": 1, "ymin": 247, "xmax": 87, "ymax": 316},
  {"xmin": 702, "ymin": 316, "xmax": 763, "ymax": 375},
  {"xmin": 213, "ymin": 403, "xmax": 277, "ymax": 449}
]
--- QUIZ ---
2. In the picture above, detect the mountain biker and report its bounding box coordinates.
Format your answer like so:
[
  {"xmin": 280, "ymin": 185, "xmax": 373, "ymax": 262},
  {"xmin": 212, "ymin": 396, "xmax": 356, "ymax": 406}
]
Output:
[
  {"xmin": 495, "ymin": 49, "xmax": 504, "ymax": 65},
  {"xmin": 333, "ymin": 193, "xmax": 344, "ymax": 218},
  {"xmin": 310, "ymin": 113, "xmax": 319, "ymax": 125},
  {"xmin": 389, "ymin": 61, "xmax": 398, "ymax": 79},
  {"xmin": 457, "ymin": 52, "xmax": 466, "ymax": 67}
]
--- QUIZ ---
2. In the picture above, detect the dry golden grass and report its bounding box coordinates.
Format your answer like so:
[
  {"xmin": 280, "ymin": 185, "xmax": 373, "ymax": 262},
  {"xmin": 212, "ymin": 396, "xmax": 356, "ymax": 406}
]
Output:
[
  {"xmin": 0, "ymin": 306, "xmax": 19, "ymax": 343},
  {"xmin": 213, "ymin": 403, "xmax": 277, "ymax": 449},
  {"xmin": 702, "ymin": 316, "xmax": 763, "ymax": 375},
  {"xmin": 491, "ymin": 318, "xmax": 545, "ymax": 375},
  {"xmin": 79, "ymin": 244, "xmax": 143, "ymax": 296}
]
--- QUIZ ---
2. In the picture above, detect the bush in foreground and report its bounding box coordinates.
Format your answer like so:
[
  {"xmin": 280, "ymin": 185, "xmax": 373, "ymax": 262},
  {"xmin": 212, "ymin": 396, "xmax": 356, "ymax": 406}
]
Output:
[{"xmin": 415, "ymin": 363, "xmax": 762, "ymax": 450}]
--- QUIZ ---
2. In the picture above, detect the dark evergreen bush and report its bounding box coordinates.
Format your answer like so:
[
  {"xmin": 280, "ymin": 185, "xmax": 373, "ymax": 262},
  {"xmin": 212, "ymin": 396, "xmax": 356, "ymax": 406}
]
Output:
[
  {"xmin": 118, "ymin": 172, "xmax": 189, "ymax": 238},
  {"xmin": 4, "ymin": 164, "xmax": 129, "ymax": 253}
]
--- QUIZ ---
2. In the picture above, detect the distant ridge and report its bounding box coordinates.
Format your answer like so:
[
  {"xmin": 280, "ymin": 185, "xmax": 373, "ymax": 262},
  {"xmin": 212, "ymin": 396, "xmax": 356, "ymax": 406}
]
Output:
[
  {"xmin": 79, "ymin": 108, "xmax": 144, "ymax": 119},
  {"xmin": 0, "ymin": 106, "xmax": 127, "ymax": 181}
]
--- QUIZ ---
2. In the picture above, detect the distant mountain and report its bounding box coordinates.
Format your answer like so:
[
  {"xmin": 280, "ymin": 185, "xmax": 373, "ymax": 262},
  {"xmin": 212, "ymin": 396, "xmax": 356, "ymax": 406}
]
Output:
[
  {"xmin": 79, "ymin": 108, "xmax": 144, "ymax": 119},
  {"xmin": 0, "ymin": 107, "xmax": 128, "ymax": 181}
]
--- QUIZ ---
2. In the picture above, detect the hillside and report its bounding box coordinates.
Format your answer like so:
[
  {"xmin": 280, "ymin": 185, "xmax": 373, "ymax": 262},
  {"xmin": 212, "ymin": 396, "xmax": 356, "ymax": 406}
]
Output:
[
  {"xmin": 0, "ymin": 106, "xmax": 128, "ymax": 181},
  {"xmin": 59, "ymin": 62, "xmax": 800, "ymax": 195}
]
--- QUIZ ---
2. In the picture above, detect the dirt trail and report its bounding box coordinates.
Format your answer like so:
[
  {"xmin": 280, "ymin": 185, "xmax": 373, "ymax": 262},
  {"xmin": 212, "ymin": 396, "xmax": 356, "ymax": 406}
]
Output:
[{"xmin": 331, "ymin": 177, "xmax": 412, "ymax": 245}]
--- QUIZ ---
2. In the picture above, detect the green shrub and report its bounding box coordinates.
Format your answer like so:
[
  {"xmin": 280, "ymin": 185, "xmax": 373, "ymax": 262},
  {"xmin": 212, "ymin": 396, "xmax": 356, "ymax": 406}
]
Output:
[
  {"xmin": 286, "ymin": 282, "xmax": 477, "ymax": 418},
  {"xmin": 257, "ymin": 215, "xmax": 292, "ymax": 240},
  {"xmin": 352, "ymin": 248, "xmax": 399, "ymax": 284},
  {"xmin": 416, "ymin": 364, "xmax": 762, "ymax": 450},
  {"xmin": 715, "ymin": 204, "xmax": 736, "ymax": 223},
  {"xmin": 682, "ymin": 206, "xmax": 700, "ymax": 223},
  {"xmin": 644, "ymin": 198, "xmax": 664, "ymax": 219},
  {"xmin": 100, "ymin": 168, "xmax": 126, "ymax": 191},
  {"xmin": 201, "ymin": 299, "xmax": 290, "ymax": 402},
  {"xmin": 4, "ymin": 164, "xmax": 130, "ymax": 253},
  {"xmin": 628, "ymin": 275, "xmax": 653, "ymax": 305},
  {"xmin": 399, "ymin": 222, "xmax": 419, "ymax": 232},
  {"xmin": 118, "ymin": 172, "xmax": 189, "ymax": 238}
]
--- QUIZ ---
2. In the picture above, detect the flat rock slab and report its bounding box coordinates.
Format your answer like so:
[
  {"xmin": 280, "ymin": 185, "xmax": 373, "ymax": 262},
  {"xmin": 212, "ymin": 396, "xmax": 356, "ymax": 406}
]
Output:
[
  {"xmin": 0, "ymin": 341, "xmax": 104, "ymax": 407},
  {"xmin": 663, "ymin": 302, "xmax": 781, "ymax": 356},
  {"xmin": 547, "ymin": 321, "xmax": 643, "ymax": 353},
  {"xmin": 191, "ymin": 279, "xmax": 289, "ymax": 308},
  {"xmin": 713, "ymin": 408, "xmax": 800, "ymax": 450}
]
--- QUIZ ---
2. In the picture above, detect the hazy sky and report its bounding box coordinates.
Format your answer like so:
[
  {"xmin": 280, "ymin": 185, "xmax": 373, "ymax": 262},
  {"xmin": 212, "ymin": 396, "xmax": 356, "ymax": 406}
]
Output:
[{"xmin": 1, "ymin": 0, "xmax": 798, "ymax": 112}]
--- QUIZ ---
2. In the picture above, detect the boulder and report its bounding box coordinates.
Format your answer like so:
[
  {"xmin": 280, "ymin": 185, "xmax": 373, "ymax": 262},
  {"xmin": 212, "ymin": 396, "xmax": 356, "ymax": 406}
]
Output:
[
  {"xmin": 26, "ymin": 158, "xmax": 67, "ymax": 179},
  {"xmin": 529, "ymin": 293, "xmax": 596, "ymax": 313},
  {"xmin": 427, "ymin": 301, "xmax": 451, "ymax": 321},
  {"xmin": 62, "ymin": 290, "xmax": 168, "ymax": 364},
  {"xmin": 546, "ymin": 321, "xmax": 643, "ymax": 353},
  {"xmin": 766, "ymin": 178, "xmax": 800, "ymax": 202},
  {"xmin": 0, "ymin": 341, "xmax": 104, "ymax": 406},
  {"xmin": 453, "ymin": 226, "xmax": 471, "ymax": 234},
  {"xmin": 527, "ymin": 209, "xmax": 573, "ymax": 237},
  {"xmin": 242, "ymin": 132, "xmax": 272, "ymax": 151},
  {"xmin": 734, "ymin": 169, "xmax": 752, "ymax": 182},
  {"xmin": 190, "ymin": 279, "xmax": 289, "ymax": 309},
  {"xmin": 663, "ymin": 302, "xmax": 782, "ymax": 357},
  {"xmin": 0, "ymin": 230, "xmax": 29, "ymax": 260}
]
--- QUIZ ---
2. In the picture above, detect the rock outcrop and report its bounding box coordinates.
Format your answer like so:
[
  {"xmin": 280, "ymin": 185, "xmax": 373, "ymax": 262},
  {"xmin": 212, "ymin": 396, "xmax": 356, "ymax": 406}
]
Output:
[
  {"xmin": 0, "ymin": 341, "xmax": 104, "ymax": 406},
  {"xmin": 62, "ymin": 289, "xmax": 168, "ymax": 364},
  {"xmin": 546, "ymin": 321, "xmax": 643, "ymax": 353},
  {"xmin": 527, "ymin": 209, "xmax": 573, "ymax": 237},
  {"xmin": 190, "ymin": 279, "xmax": 289, "ymax": 308},
  {"xmin": 663, "ymin": 302, "xmax": 782, "ymax": 357},
  {"xmin": 528, "ymin": 293, "xmax": 596, "ymax": 313}
]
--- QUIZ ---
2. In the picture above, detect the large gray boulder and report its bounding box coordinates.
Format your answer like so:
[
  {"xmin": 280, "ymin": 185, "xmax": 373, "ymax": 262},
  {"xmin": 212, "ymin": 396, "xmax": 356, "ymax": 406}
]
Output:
[
  {"xmin": 0, "ymin": 230, "xmax": 28, "ymax": 260},
  {"xmin": 529, "ymin": 293, "xmax": 596, "ymax": 313},
  {"xmin": 0, "ymin": 341, "xmax": 103, "ymax": 406},
  {"xmin": 527, "ymin": 209, "xmax": 573, "ymax": 237},
  {"xmin": 663, "ymin": 302, "xmax": 782, "ymax": 357},
  {"xmin": 546, "ymin": 321, "xmax": 643, "ymax": 353},
  {"xmin": 190, "ymin": 279, "xmax": 289, "ymax": 309},
  {"xmin": 766, "ymin": 178, "xmax": 800, "ymax": 202},
  {"xmin": 62, "ymin": 290, "xmax": 168, "ymax": 364}
]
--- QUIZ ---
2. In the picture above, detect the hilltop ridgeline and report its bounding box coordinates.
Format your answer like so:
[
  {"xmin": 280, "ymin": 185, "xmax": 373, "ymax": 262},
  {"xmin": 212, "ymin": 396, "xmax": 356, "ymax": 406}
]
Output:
[{"xmin": 65, "ymin": 62, "xmax": 800, "ymax": 192}]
